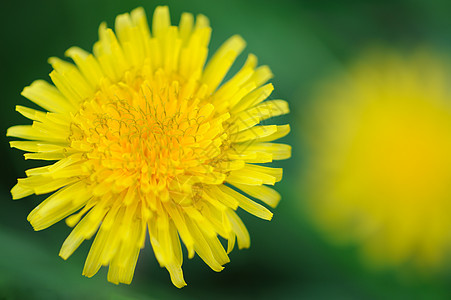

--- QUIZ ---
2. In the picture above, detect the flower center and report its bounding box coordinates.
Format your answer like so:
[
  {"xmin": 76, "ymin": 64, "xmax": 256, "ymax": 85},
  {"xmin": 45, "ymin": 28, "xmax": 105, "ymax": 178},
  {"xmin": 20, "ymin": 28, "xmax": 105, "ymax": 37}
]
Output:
[
  {"xmin": 346, "ymin": 100, "xmax": 451, "ymax": 200},
  {"xmin": 69, "ymin": 70, "xmax": 230, "ymax": 204}
]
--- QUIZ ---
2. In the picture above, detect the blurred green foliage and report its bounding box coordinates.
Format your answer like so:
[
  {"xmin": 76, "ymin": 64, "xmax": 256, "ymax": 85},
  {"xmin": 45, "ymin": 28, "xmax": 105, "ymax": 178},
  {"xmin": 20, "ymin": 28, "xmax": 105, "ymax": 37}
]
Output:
[{"xmin": 1, "ymin": 0, "xmax": 451, "ymax": 299}]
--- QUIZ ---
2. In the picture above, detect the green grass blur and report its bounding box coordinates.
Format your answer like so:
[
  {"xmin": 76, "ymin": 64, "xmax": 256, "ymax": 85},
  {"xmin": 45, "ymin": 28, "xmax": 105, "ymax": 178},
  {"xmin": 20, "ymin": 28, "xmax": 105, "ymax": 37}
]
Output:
[{"xmin": 1, "ymin": 0, "xmax": 451, "ymax": 299}]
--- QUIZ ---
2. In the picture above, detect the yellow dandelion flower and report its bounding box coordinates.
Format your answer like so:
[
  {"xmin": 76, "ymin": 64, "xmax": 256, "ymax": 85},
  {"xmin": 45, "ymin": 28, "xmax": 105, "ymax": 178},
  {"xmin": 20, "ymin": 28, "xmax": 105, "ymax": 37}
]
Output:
[
  {"xmin": 7, "ymin": 6, "xmax": 290, "ymax": 287},
  {"xmin": 304, "ymin": 48, "xmax": 451, "ymax": 272}
]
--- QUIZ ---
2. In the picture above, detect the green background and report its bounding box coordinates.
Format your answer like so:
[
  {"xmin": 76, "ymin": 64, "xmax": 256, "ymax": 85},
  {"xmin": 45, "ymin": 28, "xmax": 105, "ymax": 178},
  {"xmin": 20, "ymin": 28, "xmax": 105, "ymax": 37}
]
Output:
[{"xmin": 1, "ymin": 0, "xmax": 451, "ymax": 299}]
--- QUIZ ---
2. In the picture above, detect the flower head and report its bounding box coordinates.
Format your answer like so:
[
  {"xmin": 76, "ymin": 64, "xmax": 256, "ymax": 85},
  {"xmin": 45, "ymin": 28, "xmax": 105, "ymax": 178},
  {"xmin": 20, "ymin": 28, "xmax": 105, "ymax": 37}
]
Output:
[
  {"xmin": 7, "ymin": 6, "xmax": 290, "ymax": 287},
  {"xmin": 304, "ymin": 48, "xmax": 451, "ymax": 273}
]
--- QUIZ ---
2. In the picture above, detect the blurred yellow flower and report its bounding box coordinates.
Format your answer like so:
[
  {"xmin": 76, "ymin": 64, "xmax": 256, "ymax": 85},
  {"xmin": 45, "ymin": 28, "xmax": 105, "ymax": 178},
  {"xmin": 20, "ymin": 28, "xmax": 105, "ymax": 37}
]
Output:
[
  {"xmin": 7, "ymin": 6, "xmax": 290, "ymax": 287},
  {"xmin": 304, "ymin": 48, "xmax": 451, "ymax": 272}
]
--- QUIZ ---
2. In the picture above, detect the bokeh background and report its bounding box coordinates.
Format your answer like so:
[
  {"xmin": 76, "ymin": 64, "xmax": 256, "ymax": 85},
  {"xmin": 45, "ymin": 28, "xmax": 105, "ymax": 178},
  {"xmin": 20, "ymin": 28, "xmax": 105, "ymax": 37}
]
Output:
[{"xmin": 1, "ymin": 0, "xmax": 451, "ymax": 299}]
